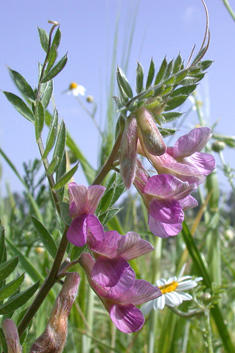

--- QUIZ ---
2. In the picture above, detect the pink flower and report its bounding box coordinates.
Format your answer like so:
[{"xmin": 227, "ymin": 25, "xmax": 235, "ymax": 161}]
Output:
[
  {"xmin": 79, "ymin": 253, "xmax": 161, "ymax": 333},
  {"xmin": 67, "ymin": 183, "xmax": 105, "ymax": 247},
  {"xmin": 135, "ymin": 164, "xmax": 197, "ymax": 238},
  {"xmin": 138, "ymin": 127, "xmax": 215, "ymax": 186}
]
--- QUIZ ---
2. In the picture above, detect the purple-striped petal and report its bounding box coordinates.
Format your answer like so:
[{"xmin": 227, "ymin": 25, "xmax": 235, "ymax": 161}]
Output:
[
  {"xmin": 148, "ymin": 215, "xmax": 183, "ymax": 238},
  {"xmin": 173, "ymin": 127, "xmax": 212, "ymax": 158},
  {"xmin": 68, "ymin": 183, "xmax": 87, "ymax": 217},
  {"xmin": 109, "ymin": 304, "xmax": 145, "ymax": 333},
  {"xmin": 86, "ymin": 214, "xmax": 105, "ymax": 243},
  {"xmin": 179, "ymin": 195, "xmax": 198, "ymax": 210},
  {"xmin": 86, "ymin": 185, "xmax": 106, "ymax": 213},
  {"xmin": 118, "ymin": 232, "xmax": 154, "ymax": 260},
  {"xmin": 67, "ymin": 214, "xmax": 88, "ymax": 247},
  {"xmin": 183, "ymin": 152, "xmax": 215, "ymax": 176},
  {"xmin": 149, "ymin": 199, "xmax": 184, "ymax": 224}
]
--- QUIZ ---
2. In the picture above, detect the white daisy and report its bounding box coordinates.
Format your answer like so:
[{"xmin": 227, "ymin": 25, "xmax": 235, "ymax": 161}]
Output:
[
  {"xmin": 141, "ymin": 264, "xmax": 202, "ymax": 315},
  {"xmin": 67, "ymin": 82, "xmax": 86, "ymax": 96}
]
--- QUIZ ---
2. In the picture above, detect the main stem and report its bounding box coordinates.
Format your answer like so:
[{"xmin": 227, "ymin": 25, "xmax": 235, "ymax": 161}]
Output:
[{"xmin": 18, "ymin": 225, "xmax": 69, "ymax": 337}]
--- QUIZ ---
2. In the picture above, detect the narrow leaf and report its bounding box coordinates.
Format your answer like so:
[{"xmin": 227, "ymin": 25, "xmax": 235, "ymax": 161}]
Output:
[
  {"xmin": 58, "ymin": 202, "xmax": 71, "ymax": 226},
  {"xmin": 8, "ymin": 68, "xmax": 35, "ymax": 101},
  {"xmin": 41, "ymin": 53, "xmax": 68, "ymax": 83},
  {"xmin": 2, "ymin": 91, "xmax": 34, "ymax": 123},
  {"xmin": 0, "ymin": 223, "xmax": 6, "ymax": 264},
  {"xmin": 41, "ymin": 80, "xmax": 53, "ymax": 108},
  {"xmin": 46, "ymin": 27, "xmax": 61, "ymax": 72},
  {"xmin": 0, "ymin": 257, "xmax": 19, "ymax": 282},
  {"xmin": 117, "ymin": 67, "xmax": 133, "ymax": 98},
  {"xmin": 171, "ymin": 84, "xmax": 196, "ymax": 97},
  {"xmin": 146, "ymin": 58, "xmax": 155, "ymax": 89},
  {"xmin": 154, "ymin": 57, "xmax": 167, "ymax": 85},
  {"xmin": 99, "ymin": 208, "xmax": 121, "ymax": 226},
  {"xmin": 136, "ymin": 61, "xmax": 144, "ymax": 94},
  {"xmin": 161, "ymin": 112, "xmax": 182, "ymax": 123},
  {"xmin": 54, "ymin": 163, "xmax": 79, "ymax": 190},
  {"xmin": 35, "ymin": 101, "xmax": 44, "ymax": 141},
  {"xmin": 173, "ymin": 54, "xmax": 183, "ymax": 74},
  {"xmin": 31, "ymin": 216, "xmax": 57, "ymax": 258},
  {"xmin": 43, "ymin": 109, "xmax": 58, "ymax": 159},
  {"xmin": 0, "ymin": 281, "xmax": 39, "ymax": 315},
  {"xmin": 47, "ymin": 156, "xmax": 59, "ymax": 175},
  {"xmin": 37, "ymin": 27, "xmax": 49, "ymax": 52},
  {"xmin": 164, "ymin": 95, "xmax": 188, "ymax": 111},
  {"xmin": 51, "ymin": 120, "xmax": 66, "ymax": 172},
  {"xmin": 0, "ymin": 274, "xmax": 25, "ymax": 301}
]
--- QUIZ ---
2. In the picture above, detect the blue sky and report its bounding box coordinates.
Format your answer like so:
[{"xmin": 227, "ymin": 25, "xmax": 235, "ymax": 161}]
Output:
[{"xmin": 1, "ymin": 0, "xmax": 235, "ymax": 195}]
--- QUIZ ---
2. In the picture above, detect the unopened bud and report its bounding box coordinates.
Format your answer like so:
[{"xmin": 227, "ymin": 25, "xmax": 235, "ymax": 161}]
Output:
[
  {"xmin": 200, "ymin": 292, "xmax": 211, "ymax": 304},
  {"xmin": 30, "ymin": 272, "xmax": 80, "ymax": 353},
  {"xmin": 2, "ymin": 319, "xmax": 22, "ymax": 353},
  {"xmin": 211, "ymin": 141, "xmax": 226, "ymax": 153},
  {"xmin": 224, "ymin": 229, "xmax": 234, "ymax": 241},
  {"xmin": 86, "ymin": 95, "xmax": 94, "ymax": 103},
  {"xmin": 135, "ymin": 107, "xmax": 166, "ymax": 156}
]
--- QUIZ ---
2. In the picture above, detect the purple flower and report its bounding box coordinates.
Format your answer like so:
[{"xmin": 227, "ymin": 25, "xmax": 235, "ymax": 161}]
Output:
[
  {"xmin": 138, "ymin": 127, "xmax": 215, "ymax": 186},
  {"xmin": 79, "ymin": 253, "xmax": 161, "ymax": 333},
  {"xmin": 67, "ymin": 183, "xmax": 105, "ymax": 247},
  {"xmin": 135, "ymin": 165, "xmax": 197, "ymax": 238}
]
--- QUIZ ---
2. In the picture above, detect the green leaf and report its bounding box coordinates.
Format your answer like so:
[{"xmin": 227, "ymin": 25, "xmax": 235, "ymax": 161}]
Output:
[
  {"xmin": 46, "ymin": 27, "xmax": 61, "ymax": 72},
  {"xmin": 31, "ymin": 216, "xmax": 57, "ymax": 259},
  {"xmin": 52, "ymin": 120, "xmax": 66, "ymax": 172},
  {"xmin": 0, "ymin": 281, "xmax": 39, "ymax": 315},
  {"xmin": 136, "ymin": 61, "xmax": 144, "ymax": 94},
  {"xmin": 154, "ymin": 57, "xmax": 167, "ymax": 85},
  {"xmin": 8, "ymin": 68, "xmax": 35, "ymax": 101},
  {"xmin": 54, "ymin": 163, "xmax": 79, "ymax": 190},
  {"xmin": 58, "ymin": 202, "xmax": 71, "ymax": 226},
  {"xmin": 158, "ymin": 126, "xmax": 177, "ymax": 137},
  {"xmin": 70, "ymin": 245, "xmax": 86, "ymax": 262},
  {"xmin": 173, "ymin": 54, "xmax": 183, "ymax": 74},
  {"xmin": 200, "ymin": 60, "xmax": 213, "ymax": 71},
  {"xmin": 37, "ymin": 27, "xmax": 49, "ymax": 52},
  {"xmin": 99, "ymin": 208, "xmax": 121, "ymax": 226},
  {"xmin": 161, "ymin": 112, "xmax": 182, "ymax": 123},
  {"xmin": 117, "ymin": 67, "xmax": 133, "ymax": 99},
  {"xmin": 41, "ymin": 53, "xmax": 68, "ymax": 83},
  {"xmin": 5, "ymin": 237, "xmax": 44, "ymax": 283},
  {"xmin": 163, "ymin": 59, "xmax": 173, "ymax": 80},
  {"xmin": 43, "ymin": 109, "xmax": 58, "ymax": 159},
  {"xmin": 47, "ymin": 156, "xmax": 59, "ymax": 175},
  {"xmin": 0, "ymin": 257, "xmax": 18, "ymax": 282},
  {"xmin": 174, "ymin": 70, "xmax": 188, "ymax": 84},
  {"xmin": 0, "ymin": 223, "xmax": 6, "ymax": 265},
  {"xmin": 0, "ymin": 274, "xmax": 25, "ymax": 301},
  {"xmin": 35, "ymin": 101, "xmax": 44, "ymax": 141},
  {"xmin": 146, "ymin": 58, "xmax": 155, "ymax": 89},
  {"xmin": 41, "ymin": 80, "xmax": 53, "ymax": 108},
  {"xmin": 171, "ymin": 84, "xmax": 196, "ymax": 97},
  {"xmin": 164, "ymin": 95, "xmax": 188, "ymax": 111},
  {"xmin": 2, "ymin": 91, "xmax": 34, "ymax": 123}
]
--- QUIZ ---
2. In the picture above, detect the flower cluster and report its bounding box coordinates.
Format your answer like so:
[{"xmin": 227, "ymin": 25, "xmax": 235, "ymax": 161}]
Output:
[
  {"xmin": 121, "ymin": 119, "xmax": 215, "ymax": 238},
  {"xmin": 67, "ymin": 183, "xmax": 161, "ymax": 333}
]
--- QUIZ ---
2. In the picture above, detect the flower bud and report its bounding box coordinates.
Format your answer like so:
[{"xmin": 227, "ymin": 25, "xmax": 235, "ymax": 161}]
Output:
[
  {"xmin": 135, "ymin": 107, "xmax": 166, "ymax": 156},
  {"xmin": 2, "ymin": 319, "xmax": 22, "ymax": 353},
  {"xmin": 86, "ymin": 95, "xmax": 94, "ymax": 103},
  {"xmin": 211, "ymin": 141, "xmax": 226, "ymax": 152},
  {"xmin": 30, "ymin": 272, "xmax": 80, "ymax": 353}
]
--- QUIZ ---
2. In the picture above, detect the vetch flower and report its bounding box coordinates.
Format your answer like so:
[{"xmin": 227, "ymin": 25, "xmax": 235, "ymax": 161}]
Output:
[
  {"xmin": 86, "ymin": 216, "xmax": 154, "ymax": 260},
  {"xmin": 79, "ymin": 253, "xmax": 161, "ymax": 333},
  {"xmin": 67, "ymin": 82, "xmax": 86, "ymax": 96},
  {"xmin": 67, "ymin": 183, "xmax": 105, "ymax": 247},
  {"xmin": 134, "ymin": 163, "xmax": 198, "ymax": 238},
  {"xmin": 141, "ymin": 264, "xmax": 202, "ymax": 315}
]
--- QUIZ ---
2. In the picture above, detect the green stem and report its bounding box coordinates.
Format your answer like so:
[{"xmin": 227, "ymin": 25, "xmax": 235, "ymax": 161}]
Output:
[
  {"xmin": 92, "ymin": 127, "xmax": 124, "ymax": 185},
  {"xmin": 18, "ymin": 225, "xmax": 69, "ymax": 337},
  {"xmin": 204, "ymin": 310, "xmax": 214, "ymax": 353},
  {"xmin": 222, "ymin": 0, "xmax": 235, "ymax": 22},
  {"xmin": 169, "ymin": 306, "xmax": 203, "ymax": 318}
]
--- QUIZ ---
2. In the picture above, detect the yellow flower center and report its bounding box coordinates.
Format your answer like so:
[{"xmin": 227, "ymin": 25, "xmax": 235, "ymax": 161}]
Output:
[
  {"xmin": 69, "ymin": 82, "xmax": 78, "ymax": 90},
  {"xmin": 159, "ymin": 281, "xmax": 178, "ymax": 294}
]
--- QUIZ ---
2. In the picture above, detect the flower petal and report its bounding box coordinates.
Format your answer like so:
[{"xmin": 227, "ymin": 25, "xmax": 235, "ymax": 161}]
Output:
[
  {"xmin": 109, "ymin": 304, "xmax": 145, "ymax": 333},
  {"xmin": 149, "ymin": 199, "xmax": 184, "ymax": 224},
  {"xmin": 141, "ymin": 301, "xmax": 154, "ymax": 315},
  {"xmin": 148, "ymin": 215, "xmax": 183, "ymax": 238},
  {"xmin": 86, "ymin": 214, "xmax": 105, "ymax": 243},
  {"xmin": 154, "ymin": 295, "xmax": 166, "ymax": 309},
  {"xmin": 118, "ymin": 232, "xmax": 154, "ymax": 260},
  {"xmin": 67, "ymin": 214, "xmax": 88, "ymax": 247},
  {"xmin": 86, "ymin": 185, "xmax": 106, "ymax": 214},
  {"xmin": 173, "ymin": 127, "xmax": 212, "ymax": 157},
  {"xmin": 178, "ymin": 195, "xmax": 198, "ymax": 210},
  {"xmin": 68, "ymin": 183, "xmax": 87, "ymax": 217},
  {"xmin": 183, "ymin": 152, "xmax": 215, "ymax": 176}
]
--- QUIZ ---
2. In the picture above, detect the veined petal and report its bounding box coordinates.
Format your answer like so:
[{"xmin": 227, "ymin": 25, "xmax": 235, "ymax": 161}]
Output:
[
  {"xmin": 148, "ymin": 215, "xmax": 183, "ymax": 238},
  {"xmin": 86, "ymin": 214, "xmax": 105, "ymax": 243},
  {"xmin": 149, "ymin": 199, "xmax": 184, "ymax": 224},
  {"xmin": 89, "ymin": 230, "xmax": 122, "ymax": 258},
  {"xmin": 173, "ymin": 127, "xmax": 212, "ymax": 158},
  {"xmin": 109, "ymin": 304, "xmax": 145, "ymax": 333},
  {"xmin": 183, "ymin": 152, "xmax": 215, "ymax": 176},
  {"xmin": 68, "ymin": 183, "xmax": 87, "ymax": 217},
  {"xmin": 118, "ymin": 232, "xmax": 154, "ymax": 260},
  {"xmin": 91, "ymin": 257, "xmax": 135, "ymax": 288},
  {"xmin": 178, "ymin": 195, "xmax": 198, "ymax": 210},
  {"xmin": 86, "ymin": 185, "xmax": 106, "ymax": 213},
  {"xmin": 120, "ymin": 115, "xmax": 138, "ymax": 189},
  {"xmin": 67, "ymin": 214, "xmax": 88, "ymax": 247},
  {"xmin": 125, "ymin": 280, "xmax": 161, "ymax": 305}
]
